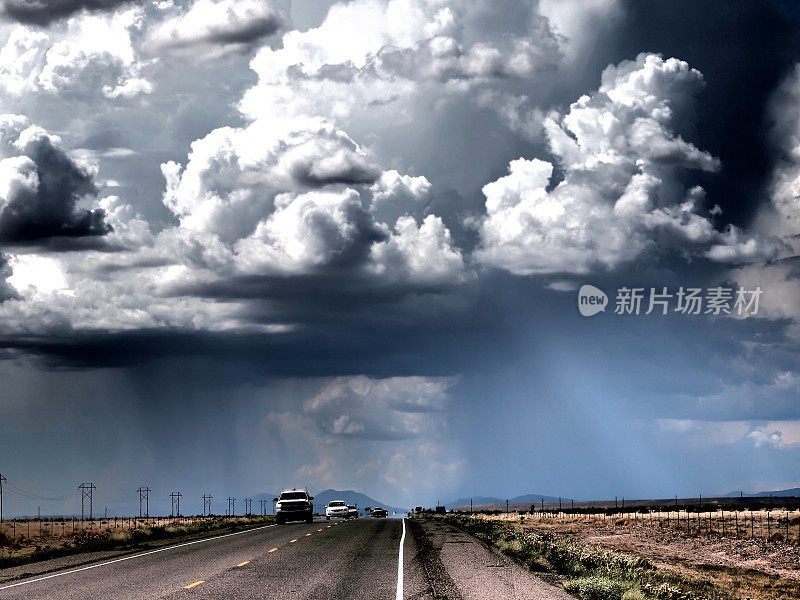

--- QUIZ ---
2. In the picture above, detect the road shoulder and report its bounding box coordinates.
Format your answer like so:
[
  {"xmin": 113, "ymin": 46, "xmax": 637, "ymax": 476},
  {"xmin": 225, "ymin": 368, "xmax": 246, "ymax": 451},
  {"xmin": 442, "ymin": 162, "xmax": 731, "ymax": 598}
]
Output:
[{"xmin": 406, "ymin": 518, "xmax": 575, "ymax": 600}]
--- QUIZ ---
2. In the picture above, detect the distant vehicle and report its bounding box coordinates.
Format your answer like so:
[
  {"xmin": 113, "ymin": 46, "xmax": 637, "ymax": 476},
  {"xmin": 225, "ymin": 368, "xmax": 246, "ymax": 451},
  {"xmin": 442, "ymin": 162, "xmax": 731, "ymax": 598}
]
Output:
[
  {"xmin": 347, "ymin": 503, "xmax": 358, "ymax": 519},
  {"xmin": 274, "ymin": 489, "xmax": 314, "ymax": 524},
  {"xmin": 326, "ymin": 500, "xmax": 348, "ymax": 520},
  {"xmin": 372, "ymin": 507, "xmax": 388, "ymax": 518}
]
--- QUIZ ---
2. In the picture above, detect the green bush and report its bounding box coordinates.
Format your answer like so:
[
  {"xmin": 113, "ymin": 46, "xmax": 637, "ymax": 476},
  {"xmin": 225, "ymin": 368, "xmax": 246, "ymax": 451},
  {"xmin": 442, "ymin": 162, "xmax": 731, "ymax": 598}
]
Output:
[
  {"xmin": 564, "ymin": 576, "xmax": 628, "ymax": 600},
  {"xmin": 0, "ymin": 531, "xmax": 10, "ymax": 547},
  {"xmin": 622, "ymin": 589, "xmax": 646, "ymax": 600}
]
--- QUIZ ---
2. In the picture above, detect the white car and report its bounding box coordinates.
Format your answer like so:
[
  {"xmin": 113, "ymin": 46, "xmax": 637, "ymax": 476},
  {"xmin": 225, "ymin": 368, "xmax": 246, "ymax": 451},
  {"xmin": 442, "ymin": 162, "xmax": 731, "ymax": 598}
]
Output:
[{"xmin": 326, "ymin": 500, "xmax": 349, "ymax": 519}]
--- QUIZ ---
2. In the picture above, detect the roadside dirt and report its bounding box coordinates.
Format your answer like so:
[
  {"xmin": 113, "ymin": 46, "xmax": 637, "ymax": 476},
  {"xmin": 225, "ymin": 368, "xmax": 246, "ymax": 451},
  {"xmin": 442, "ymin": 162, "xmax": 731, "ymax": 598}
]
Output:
[{"xmin": 408, "ymin": 518, "xmax": 576, "ymax": 600}]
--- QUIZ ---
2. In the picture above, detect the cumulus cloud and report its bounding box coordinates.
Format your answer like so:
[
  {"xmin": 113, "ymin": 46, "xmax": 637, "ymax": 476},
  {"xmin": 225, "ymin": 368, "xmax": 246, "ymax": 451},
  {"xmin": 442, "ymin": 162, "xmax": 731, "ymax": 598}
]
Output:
[
  {"xmin": 0, "ymin": 9, "xmax": 151, "ymax": 102},
  {"xmin": 300, "ymin": 375, "xmax": 456, "ymax": 440},
  {"xmin": 143, "ymin": 0, "xmax": 283, "ymax": 57},
  {"xmin": 0, "ymin": 114, "xmax": 111, "ymax": 245},
  {"xmin": 757, "ymin": 64, "xmax": 800, "ymax": 243},
  {"xmin": 657, "ymin": 418, "xmax": 800, "ymax": 450},
  {"xmin": 241, "ymin": 0, "xmax": 562, "ymax": 121},
  {"xmin": 160, "ymin": 115, "xmax": 466, "ymax": 284},
  {"xmin": 475, "ymin": 53, "xmax": 780, "ymax": 275},
  {"xmin": 161, "ymin": 117, "xmax": 380, "ymax": 243}
]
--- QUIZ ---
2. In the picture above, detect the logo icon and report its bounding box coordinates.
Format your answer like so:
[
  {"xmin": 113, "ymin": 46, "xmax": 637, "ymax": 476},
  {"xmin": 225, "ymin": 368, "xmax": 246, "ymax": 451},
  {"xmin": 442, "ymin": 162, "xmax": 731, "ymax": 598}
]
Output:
[{"xmin": 578, "ymin": 284, "xmax": 607, "ymax": 317}]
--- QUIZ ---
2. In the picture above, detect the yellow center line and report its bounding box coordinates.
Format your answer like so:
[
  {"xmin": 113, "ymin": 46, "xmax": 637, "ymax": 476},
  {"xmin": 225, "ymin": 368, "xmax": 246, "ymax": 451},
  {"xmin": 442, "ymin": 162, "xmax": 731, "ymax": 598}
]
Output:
[
  {"xmin": 184, "ymin": 581, "xmax": 204, "ymax": 589},
  {"xmin": 289, "ymin": 539, "xmax": 297, "ymax": 543},
  {"xmin": 305, "ymin": 533, "xmax": 312, "ymax": 536},
  {"xmin": 317, "ymin": 528, "xmax": 322, "ymax": 532},
  {"xmin": 268, "ymin": 547, "xmax": 278, "ymax": 553},
  {"xmin": 236, "ymin": 561, "xmax": 250, "ymax": 567},
  {"xmin": 327, "ymin": 525, "xmax": 331, "ymax": 528}
]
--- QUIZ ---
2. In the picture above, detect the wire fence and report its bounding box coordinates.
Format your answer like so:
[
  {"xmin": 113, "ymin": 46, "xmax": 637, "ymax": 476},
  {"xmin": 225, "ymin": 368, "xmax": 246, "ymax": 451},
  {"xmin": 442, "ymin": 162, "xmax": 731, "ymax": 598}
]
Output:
[
  {"xmin": 0, "ymin": 514, "xmax": 256, "ymax": 542},
  {"xmin": 468, "ymin": 507, "xmax": 800, "ymax": 544}
]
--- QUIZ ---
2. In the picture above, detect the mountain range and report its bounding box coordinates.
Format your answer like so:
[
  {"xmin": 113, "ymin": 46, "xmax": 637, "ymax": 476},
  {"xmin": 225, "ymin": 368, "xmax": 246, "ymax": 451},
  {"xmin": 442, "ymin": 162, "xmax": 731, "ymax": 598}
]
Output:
[
  {"xmin": 447, "ymin": 494, "xmax": 561, "ymax": 508},
  {"xmin": 723, "ymin": 487, "xmax": 800, "ymax": 498}
]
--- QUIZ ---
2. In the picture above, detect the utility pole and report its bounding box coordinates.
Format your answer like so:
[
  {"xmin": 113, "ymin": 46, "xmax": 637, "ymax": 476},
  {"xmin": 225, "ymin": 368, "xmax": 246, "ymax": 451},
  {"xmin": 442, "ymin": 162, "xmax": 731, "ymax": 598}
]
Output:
[
  {"xmin": 260, "ymin": 499, "xmax": 267, "ymax": 516},
  {"xmin": 78, "ymin": 483, "xmax": 96, "ymax": 520},
  {"xmin": 203, "ymin": 494, "xmax": 213, "ymax": 516},
  {"xmin": 170, "ymin": 492, "xmax": 182, "ymax": 517},
  {"xmin": 245, "ymin": 498, "xmax": 252, "ymax": 515},
  {"xmin": 0, "ymin": 473, "xmax": 6, "ymax": 523},
  {"xmin": 138, "ymin": 487, "xmax": 151, "ymax": 518},
  {"xmin": 227, "ymin": 497, "xmax": 235, "ymax": 517}
]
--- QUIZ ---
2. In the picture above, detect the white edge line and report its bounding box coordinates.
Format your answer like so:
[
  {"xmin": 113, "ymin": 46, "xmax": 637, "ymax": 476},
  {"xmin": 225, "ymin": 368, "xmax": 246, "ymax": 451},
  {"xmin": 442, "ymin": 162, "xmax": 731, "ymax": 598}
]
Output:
[
  {"xmin": 395, "ymin": 518, "xmax": 405, "ymax": 600},
  {"xmin": 0, "ymin": 523, "xmax": 277, "ymax": 591}
]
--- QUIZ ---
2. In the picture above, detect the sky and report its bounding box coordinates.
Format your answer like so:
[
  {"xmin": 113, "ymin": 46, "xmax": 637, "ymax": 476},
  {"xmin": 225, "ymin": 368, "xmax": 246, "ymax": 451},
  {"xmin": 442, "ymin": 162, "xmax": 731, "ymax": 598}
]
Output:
[{"xmin": 1, "ymin": 0, "xmax": 800, "ymax": 517}]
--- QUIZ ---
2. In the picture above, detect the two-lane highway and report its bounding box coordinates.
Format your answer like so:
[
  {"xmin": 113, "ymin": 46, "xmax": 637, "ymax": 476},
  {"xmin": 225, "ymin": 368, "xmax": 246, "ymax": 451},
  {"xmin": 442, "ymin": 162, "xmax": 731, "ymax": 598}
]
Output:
[
  {"xmin": 0, "ymin": 517, "xmax": 583, "ymax": 599},
  {"xmin": 0, "ymin": 519, "xmax": 406, "ymax": 599}
]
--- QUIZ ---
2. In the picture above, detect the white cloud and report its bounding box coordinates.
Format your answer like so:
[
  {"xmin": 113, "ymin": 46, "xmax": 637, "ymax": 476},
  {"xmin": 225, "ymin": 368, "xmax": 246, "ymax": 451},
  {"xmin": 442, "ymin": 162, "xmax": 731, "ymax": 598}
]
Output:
[
  {"xmin": 0, "ymin": 9, "xmax": 151, "ymax": 103},
  {"xmin": 143, "ymin": 0, "xmax": 284, "ymax": 58},
  {"xmin": 654, "ymin": 418, "xmax": 800, "ymax": 449},
  {"xmin": 240, "ymin": 0, "xmax": 562, "ymax": 122},
  {"xmin": 475, "ymin": 53, "xmax": 780, "ymax": 275}
]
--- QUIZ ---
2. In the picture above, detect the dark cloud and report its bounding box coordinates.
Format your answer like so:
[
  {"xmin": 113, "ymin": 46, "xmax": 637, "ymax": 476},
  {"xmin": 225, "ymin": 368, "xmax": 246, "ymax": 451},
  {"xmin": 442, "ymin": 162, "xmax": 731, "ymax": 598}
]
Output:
[
  {"xmin": 0, "ymin": 0, "xmax": 133, "ymax": 25},
  {"xmin": 0, "ymin": 254, "xmax": 17, "ymax": 300},
  {"xmin": 171, "ymin": 14, "xmax": 282, "ymax": 48},
  {"xmin": 0, "ymin": 119, "xmax": 111, "ymax": 245}
]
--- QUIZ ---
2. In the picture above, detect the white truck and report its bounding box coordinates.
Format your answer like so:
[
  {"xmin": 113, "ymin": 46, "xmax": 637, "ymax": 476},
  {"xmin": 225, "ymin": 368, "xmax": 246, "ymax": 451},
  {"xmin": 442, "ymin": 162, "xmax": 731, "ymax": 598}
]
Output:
[{"xmin": 274, "ymin": 489, "xmax": 314, "ymax": 524}]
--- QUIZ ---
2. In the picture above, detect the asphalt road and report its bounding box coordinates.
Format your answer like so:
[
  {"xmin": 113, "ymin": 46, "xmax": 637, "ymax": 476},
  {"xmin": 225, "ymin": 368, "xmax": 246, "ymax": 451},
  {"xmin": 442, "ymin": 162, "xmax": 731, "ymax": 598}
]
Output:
[
  {"xmin": 0, "ymin": 517, "xmax": 577, "ymax": 599},
  {"xmin": 0, "ymin": 519, "xmax": 408, "ymax": 599}
]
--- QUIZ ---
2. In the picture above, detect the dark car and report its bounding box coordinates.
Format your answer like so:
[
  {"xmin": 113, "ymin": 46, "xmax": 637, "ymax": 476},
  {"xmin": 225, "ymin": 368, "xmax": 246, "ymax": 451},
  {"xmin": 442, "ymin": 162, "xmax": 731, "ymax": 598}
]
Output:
[{"xmin": 372, "ymin": 507, "xmax": 388, "ymax": 518}]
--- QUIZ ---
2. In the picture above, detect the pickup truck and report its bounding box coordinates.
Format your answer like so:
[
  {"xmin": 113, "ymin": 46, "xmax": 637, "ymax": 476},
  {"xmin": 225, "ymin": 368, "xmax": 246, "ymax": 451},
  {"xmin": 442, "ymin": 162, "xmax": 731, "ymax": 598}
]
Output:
[{"xmin": 274, "ymin": 489, "xmax": 314, "ymax": 524}]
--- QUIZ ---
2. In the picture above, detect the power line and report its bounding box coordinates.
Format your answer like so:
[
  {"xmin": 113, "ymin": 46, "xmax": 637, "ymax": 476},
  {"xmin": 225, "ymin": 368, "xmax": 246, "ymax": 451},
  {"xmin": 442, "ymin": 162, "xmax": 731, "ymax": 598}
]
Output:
[
  {"xmin": 227, "ymin": 497, "xmax": 235, "ymax": 517},
  {"xmin": 203, "ymin": 494, "xmax": 213, "ymax": 516},
  {"xmin": 137, "ymin": 487, "xmax": 151, "ymax": 518},
  {"xmin": 0, "ymin": 473, "xmax": 6, "ymax": 523},
  {"xmin": 78, "ymin": 483, "xmax": 96, "ymax": 520},
  {"xmin": 170, "ymin": 492, "xmax": 182, "ymax": 517},
  {"xmin": 245, "ymin": 498, "xmax": 252, "ymax": 516}
]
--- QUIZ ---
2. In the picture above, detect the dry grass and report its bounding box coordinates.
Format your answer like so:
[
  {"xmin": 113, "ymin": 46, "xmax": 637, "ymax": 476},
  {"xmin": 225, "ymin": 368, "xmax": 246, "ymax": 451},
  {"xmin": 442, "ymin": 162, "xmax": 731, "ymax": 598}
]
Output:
[
  {"xmin": 473, "ymin": 512, "xmax": 800, "ymax": 600},
  {"xmin": 0, "ymin": 516, "xmax": 272, "ymax": 567}
]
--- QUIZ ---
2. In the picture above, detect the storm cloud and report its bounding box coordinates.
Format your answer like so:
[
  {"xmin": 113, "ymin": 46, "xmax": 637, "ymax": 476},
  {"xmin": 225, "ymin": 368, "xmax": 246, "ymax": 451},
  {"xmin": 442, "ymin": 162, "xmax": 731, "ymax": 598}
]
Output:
[
  {"xmin": 0, "ymin": 0, "xmax": 133, "ymax": 25},
  {"xmin": 0, "ymin": 114, "xmax": 110, "ymax": 245}
]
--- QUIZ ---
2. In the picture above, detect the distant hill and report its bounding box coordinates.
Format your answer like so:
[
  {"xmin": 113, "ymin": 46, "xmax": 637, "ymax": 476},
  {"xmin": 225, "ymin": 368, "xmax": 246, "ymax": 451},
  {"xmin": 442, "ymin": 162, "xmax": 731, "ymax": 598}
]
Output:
[
  {"xmin": 448, "ymin": 493, "xmax": 560, "ymax": 508},
  {"xmin": 312, "ymin": 489, "xmax": 407, "ymax": 515},
  {"xmin": 723, "ymin": 488, "xmax": 800, "ymax": 498},
  {"xmin": 510, "ymin": 494, "xmax": 561, "ymax": 504},
  {"xmin": 447, "ymin": 496, "xmax": 503, "ymax": 507}
]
